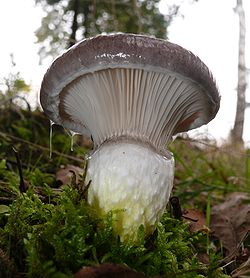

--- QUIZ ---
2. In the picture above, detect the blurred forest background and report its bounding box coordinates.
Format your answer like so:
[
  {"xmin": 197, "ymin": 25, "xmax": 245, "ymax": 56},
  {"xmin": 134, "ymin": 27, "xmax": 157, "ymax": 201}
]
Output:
[{"xmin": 0, "ymin": 0, "xmax": 250, "ymax": 277}]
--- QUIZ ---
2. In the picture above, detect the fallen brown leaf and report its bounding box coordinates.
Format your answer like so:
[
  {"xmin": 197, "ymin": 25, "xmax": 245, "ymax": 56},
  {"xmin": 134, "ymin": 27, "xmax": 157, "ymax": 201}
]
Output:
[
  {"xmin": 210, "ymin": 192, "xmax": 250, "ymax": 257},
  {"xmin": 182, "ymin": 209, "xmax": 208, "ymax": 233},
  {"xmin": 56, "ymin": 164, "xmax": 84, "ymax": 186}
]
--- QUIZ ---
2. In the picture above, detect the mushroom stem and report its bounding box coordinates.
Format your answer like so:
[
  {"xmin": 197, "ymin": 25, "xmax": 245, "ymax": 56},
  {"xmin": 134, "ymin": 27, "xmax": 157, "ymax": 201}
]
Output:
[{"xmin": 86, "ymin": 139, "xmax": 174, "ymax": 241}]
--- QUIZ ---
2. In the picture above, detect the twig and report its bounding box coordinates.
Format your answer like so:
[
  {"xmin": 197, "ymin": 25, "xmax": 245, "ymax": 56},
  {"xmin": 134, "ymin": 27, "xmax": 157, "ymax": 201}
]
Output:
[
  {"xmin": 12, "ymin": 147, "xmax": 27, "ymax": 192},
  {"xmin": 0, "ymin": 131, "xmax": 84, "ymax": 163},
  {"xmin": 0, "ymin": 95, "xmax": 31, "ymax": 111},
  {"xmin": 170, "ymin": 196, "xmax": 182, "ymax": 220},
  {"xmin": 75, "ymin": 160, "xmax": 91, "ymax": 201}
]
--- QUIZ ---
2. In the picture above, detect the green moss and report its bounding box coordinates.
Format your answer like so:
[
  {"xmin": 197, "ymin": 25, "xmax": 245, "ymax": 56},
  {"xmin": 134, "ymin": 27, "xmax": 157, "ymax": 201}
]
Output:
[{"xmin": 0, "ymin": 186, "xmax": 228, "ymax": 277}]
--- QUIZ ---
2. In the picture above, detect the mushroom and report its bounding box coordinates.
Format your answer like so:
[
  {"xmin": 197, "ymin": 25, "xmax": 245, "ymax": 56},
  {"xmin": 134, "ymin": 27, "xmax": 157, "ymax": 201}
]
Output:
[{"xmin": 40, "ymin": 34, "xmax": 220, "ymax": 241}]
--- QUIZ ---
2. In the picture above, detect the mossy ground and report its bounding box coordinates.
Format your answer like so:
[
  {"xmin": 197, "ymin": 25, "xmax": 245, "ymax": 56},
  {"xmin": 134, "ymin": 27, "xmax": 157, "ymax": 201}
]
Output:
[
  {"xmin": 0, "ymin": 183, "xmax": 228, "ymax": 278},
  {"xmin": 0, "ymin": 107, "xmax": 249, "ymax": 277}
]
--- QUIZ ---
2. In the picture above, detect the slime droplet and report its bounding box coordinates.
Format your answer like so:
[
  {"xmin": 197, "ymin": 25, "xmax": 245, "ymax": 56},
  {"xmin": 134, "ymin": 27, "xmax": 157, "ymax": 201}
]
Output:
[
  {"xmin": 49, "ymin": 120, "xmax": 55, "ymax": 159},
  {"xmin": 69, "ymin": 131, "xmax": 78, "ymax": 152}
]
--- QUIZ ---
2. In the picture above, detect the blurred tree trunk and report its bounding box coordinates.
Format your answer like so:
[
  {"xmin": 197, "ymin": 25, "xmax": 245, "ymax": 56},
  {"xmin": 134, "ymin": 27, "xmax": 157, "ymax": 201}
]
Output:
[
  {"xmin": 69, "ymin": 0, "xmax": 79, "ymax": 47},
  {"xmin": 231, "ymin": 0, "xmax": 247, "ymax": 145}
]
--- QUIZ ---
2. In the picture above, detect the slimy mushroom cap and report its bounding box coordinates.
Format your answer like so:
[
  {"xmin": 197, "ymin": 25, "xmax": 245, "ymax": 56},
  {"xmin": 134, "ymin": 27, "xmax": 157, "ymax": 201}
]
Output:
[{"xmin": 40, "ymin": 33, "xmax": 220, "ymax": 149}]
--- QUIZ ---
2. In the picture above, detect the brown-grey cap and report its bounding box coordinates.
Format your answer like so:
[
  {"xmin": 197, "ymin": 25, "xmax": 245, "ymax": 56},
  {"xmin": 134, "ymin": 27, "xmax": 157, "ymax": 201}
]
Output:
[{"xmin": 40, "ymin": 33, "xmax": 220, "ymax": 149}]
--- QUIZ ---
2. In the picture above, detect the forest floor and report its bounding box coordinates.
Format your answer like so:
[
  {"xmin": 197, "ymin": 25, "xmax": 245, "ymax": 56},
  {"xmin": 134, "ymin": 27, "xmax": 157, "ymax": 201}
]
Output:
[{"xmin": 0, "ymin": 105, "xmax": 250, "ymax": 278}]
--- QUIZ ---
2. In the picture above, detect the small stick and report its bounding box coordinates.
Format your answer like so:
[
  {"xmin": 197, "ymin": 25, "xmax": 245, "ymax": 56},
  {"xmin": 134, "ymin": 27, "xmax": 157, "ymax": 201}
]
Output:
[
  {"xmin": 0, "ymin": 131, "xmax": 84, "ymax": 163},
  {"xmin": 170, "ymin": 196, "xmax": 182, "ymax": 220},
  {"xmin": 12, "ymin": 147, "xmax": 27, "ymax": 193}
]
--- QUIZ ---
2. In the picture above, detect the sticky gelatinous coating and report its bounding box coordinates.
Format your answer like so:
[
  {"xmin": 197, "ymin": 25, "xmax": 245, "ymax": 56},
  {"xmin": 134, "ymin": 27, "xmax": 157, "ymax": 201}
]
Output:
[{"xmin": 40, "ymin": 34, "xmax": 220, "ymax": 144}]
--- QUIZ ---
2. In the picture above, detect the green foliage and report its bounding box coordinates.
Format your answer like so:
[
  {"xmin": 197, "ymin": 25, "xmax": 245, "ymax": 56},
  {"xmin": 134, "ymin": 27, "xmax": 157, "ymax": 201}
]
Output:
[
  {"xmin": 0, "ymin": 185, "xmax": 227, "ymax": 277},
  {"xmin": 0, "ymin": 108, "xmax": 87, "ymax": 189},
  {"xmin": 0, "ymin": 159, "xmax": 19, "ymax": 189},
  {"xmin": 35, "ymin": 0, "xmax": 172, "ymax": 61},
  {"xmin": 0, "ymin": 55, "xmax": 30, "ymax": 104},
  {"xmin": 25, "ymin": 168, "xmax": 54, "ymax": 187},
  {"xmin": 169, "ymin": 138, "xmax": 249, "ymax": 208}
]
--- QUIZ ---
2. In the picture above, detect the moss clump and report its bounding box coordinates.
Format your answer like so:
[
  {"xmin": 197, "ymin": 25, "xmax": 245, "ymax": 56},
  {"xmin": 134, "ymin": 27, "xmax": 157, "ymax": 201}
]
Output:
[{"xmin": 0, "ymin": 185, "xmax": 228, "ymax": 278}]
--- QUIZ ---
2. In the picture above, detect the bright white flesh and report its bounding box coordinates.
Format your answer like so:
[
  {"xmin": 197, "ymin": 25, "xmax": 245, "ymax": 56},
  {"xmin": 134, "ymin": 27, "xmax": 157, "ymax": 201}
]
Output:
[{"xmin": 86, "ymin": 141, "xmax": 174, "ymax": 241}]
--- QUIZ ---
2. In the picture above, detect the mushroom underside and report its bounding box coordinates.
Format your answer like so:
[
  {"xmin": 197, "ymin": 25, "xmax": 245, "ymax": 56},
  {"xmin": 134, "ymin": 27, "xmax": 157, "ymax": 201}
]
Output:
[{"xmin": 59, "ymin": 67, "xmax": 211, "ymax": 149}]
